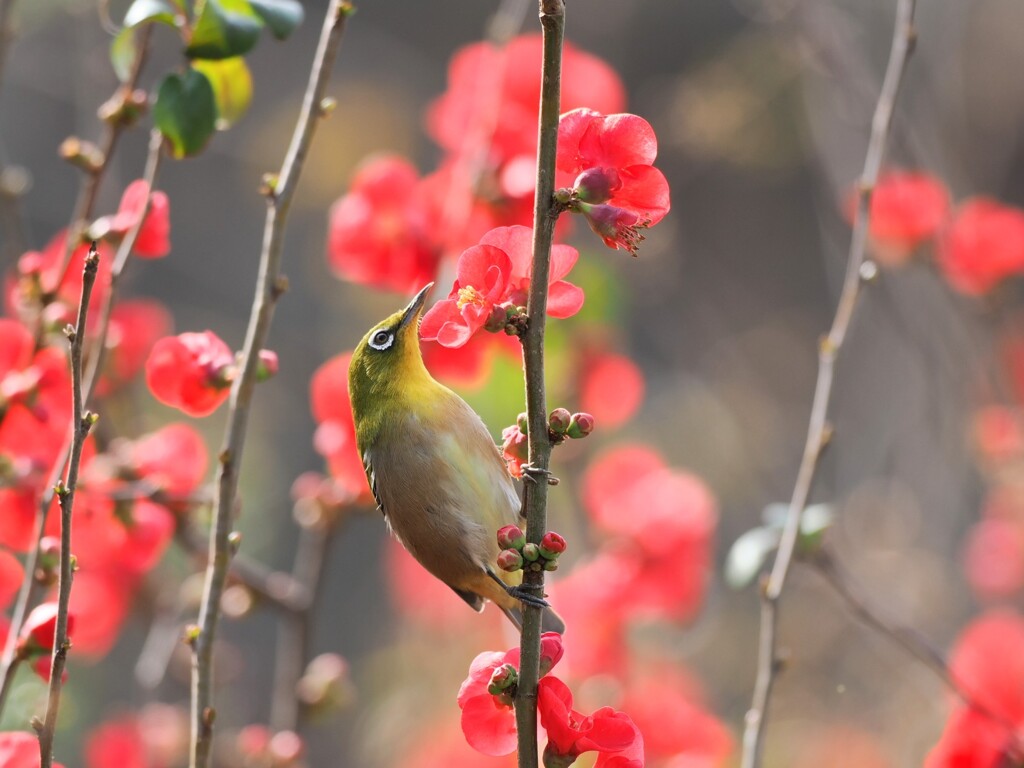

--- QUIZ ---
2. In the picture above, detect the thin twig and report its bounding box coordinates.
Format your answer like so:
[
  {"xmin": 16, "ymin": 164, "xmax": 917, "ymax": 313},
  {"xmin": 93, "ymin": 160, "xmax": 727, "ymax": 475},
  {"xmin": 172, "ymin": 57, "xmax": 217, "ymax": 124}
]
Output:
[
  {"xmin": 35, "ymin": 244, "xmax": 100, "ymax": 768},
  {"xmin": 808, "ymin": 549, "xmax": 1022, "ymax": 737},
  {"xmin": 269, "ymin": 525, "xmax": 334, "ymax": 732},
  {"xmin": 740, "ymin": 3, "xmax": 918, "ymax": 766},
  {"xmin": 514, "ymin": 3, "xmax": 564, "ymax": 768},
  {"xmin": 188, "ymin": 4, "xmax": 353, "ymax": 766},
  {"xmin": 0, "ymin": 0, "xmax": 17, "ymax": 98},
  {"xmin": 0, "ymin": 128, "xmax": 164, "ymax": 720}
]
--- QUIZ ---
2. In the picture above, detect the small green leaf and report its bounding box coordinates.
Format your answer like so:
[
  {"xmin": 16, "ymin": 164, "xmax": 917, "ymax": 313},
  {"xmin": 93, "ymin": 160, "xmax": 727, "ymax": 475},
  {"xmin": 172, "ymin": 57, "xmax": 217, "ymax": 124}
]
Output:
[
  {"xmin": 186, "ymin": 0, "xmax": 263, "ymax": 60},
  {"xmin": 192, "ymin": 57, "xmax": 253, "ymax": 128},
  {"xmin": 154, "ymin": 69, "xmax": 217, "ymax": 158},
  {"xmin": 247, "ymin": 0, "xmax": 303, "ymax": 39},
  {"xmin": 725, "ymin": 526, "xmax": 782, "ymax": 590},
  {"xmin": 123, "ymin": 0, "xmax": 179, "ymax": 27},
  {"xmin": 110, "ymin": 27, "xmax": 137, "ymax": 83}
]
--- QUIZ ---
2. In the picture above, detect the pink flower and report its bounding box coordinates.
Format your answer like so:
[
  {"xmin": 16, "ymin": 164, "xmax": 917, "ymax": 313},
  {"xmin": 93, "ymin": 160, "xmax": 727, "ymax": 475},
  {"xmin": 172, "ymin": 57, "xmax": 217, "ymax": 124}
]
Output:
[
  {"xmin": 0, "ymin": 730, "xmax": 65, "ymax": 768},
  {"xmin": 100, "ymin": 179, "xmax": 172, "ymax": 258},
  {"xmin": 938, "ymin": 198, "xmax": 1024, "ymax": 295},
  {"xmin": 557, "ymin": 109, "xmax": 670, "ymax": 256},
  {"xmin": 851, "ymin": 169, "xmax": 949, "ymax": 260},
  {"xmin": 145, "ymin": 331, "xmax": 235, "ymax": 417}
]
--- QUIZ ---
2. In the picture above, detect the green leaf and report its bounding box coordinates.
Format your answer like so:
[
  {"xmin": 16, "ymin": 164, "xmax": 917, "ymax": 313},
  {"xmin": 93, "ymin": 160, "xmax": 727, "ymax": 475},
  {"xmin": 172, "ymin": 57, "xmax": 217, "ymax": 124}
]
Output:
[
  {"xmin": 154, "ymin": 69, "xmax": 218, "ymax": 158},
  {"xmin": 247, "ymin": 0, "xmax": 303, "ymax": 39},
  {"xmin": 123, "ymin": 0, "xmax": 179, "ymax": 27},
  {"xmin": 192, "ymin": 57, "xmax": 253, "ymax": 128},
  {"xmin": 110, "ymin": 27, "xmax": 137, "ymax": 83},
  {"xmin": 186, "ymin": 0, "xmax": 263, "ymax": 60},
  {"xmin": 725, "ymin": 526, "xmax": 782, "ymax": 590}
]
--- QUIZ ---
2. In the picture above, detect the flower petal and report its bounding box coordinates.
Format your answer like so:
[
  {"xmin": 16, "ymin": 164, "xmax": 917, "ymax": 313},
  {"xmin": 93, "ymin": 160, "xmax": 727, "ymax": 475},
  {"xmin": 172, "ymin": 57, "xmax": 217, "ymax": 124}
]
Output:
[{"xmin": 547, "ymin": 281, "xmax": 584, "ymax": 319}]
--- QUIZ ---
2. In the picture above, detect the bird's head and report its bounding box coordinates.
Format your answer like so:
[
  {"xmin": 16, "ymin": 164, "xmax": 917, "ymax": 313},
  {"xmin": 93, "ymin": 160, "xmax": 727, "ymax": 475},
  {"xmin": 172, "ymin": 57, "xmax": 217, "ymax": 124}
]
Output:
[{"xmin": 348, "ymin": 283, "xmax": 435, "ymax": 432}]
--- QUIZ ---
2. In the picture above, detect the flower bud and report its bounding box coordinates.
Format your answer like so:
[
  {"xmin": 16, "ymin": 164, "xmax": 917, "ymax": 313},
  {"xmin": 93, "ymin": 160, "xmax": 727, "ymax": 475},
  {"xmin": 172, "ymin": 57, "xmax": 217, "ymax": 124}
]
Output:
[
  {"xmin": 572, "ymin": 166, "xmax": 621, "ymax": 204},
  {"xmin": 548, "ymin": 408, "xmax": 571, "ymax": 436},
  {"xmin": 487, "ymin": 663, "xmax": 518, "ymax": 695},
  {"xmin": 521, "ymin": 543, "xmax": 540, "ymax": 562},
  {"xmin": 497, "ymin": 548, "xmax": 524, "ymax": 572},
  {"xmin": 256, "ymin": 349, "xmax": 279, "ymax": 381},
  {"xmin": 543, "ymin": 560, "xmax": 559, "ymax": 571},
  {"xmin": 496, "ymin": 524, "xmax": 526, "ymax": 551},
  {"xmin": 539, "ymin": 531, "xmax": 567, "ymax": 559},
  {"xmin": 484, "ymin": 302, "xmax": 509, "ymax": 333},
  {"xmin": 566, "ymin": 412, "xmax": 595, "ymax": 439}
]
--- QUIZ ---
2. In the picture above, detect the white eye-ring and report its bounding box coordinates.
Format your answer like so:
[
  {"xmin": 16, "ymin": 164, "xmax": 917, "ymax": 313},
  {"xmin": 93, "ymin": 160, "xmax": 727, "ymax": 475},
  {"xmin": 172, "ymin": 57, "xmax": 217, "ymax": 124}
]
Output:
[{"xmin": 368, "ymin": 329, "xmax": 395, "ymax": 351}]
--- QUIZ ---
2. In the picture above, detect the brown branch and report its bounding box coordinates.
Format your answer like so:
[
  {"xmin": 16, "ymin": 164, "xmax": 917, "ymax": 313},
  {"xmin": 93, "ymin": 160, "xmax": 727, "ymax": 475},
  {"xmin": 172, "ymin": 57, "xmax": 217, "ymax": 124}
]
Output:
[
  {"xmin": 188, "ymin": 4, "xmax": 353, "ymax": 766},
  {"xmin": 0, "ymin": 0, "xmax": 16, "ymax": 99},
  {"xmin": 740, "ymin": 2, "xmax": 918, "ymax": 766},
  {"xmin": 35, "ymin": 244, "xmax": 100, "ymax": 768},
  {"xmin": 808, "ymin": 549, "xmax": 1022, "ymax": 736},
  {"xmin": 514, "ymin": 3, "xmax": 564, "ymax": 768}
]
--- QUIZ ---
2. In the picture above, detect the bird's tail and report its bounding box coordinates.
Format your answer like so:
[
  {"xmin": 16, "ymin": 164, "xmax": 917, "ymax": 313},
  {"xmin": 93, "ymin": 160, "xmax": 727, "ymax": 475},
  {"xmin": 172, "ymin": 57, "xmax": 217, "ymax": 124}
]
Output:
[{"xmin": 500, "ymin": 604, "xmax": 566, "ymax": 635}]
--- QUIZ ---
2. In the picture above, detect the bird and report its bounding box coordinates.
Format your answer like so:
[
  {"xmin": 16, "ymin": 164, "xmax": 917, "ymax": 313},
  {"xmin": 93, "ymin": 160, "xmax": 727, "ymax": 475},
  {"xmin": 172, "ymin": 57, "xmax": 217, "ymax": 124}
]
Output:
[{"xmin": 348, "ymin": 283, "xmax": 564, "ymax": 633}]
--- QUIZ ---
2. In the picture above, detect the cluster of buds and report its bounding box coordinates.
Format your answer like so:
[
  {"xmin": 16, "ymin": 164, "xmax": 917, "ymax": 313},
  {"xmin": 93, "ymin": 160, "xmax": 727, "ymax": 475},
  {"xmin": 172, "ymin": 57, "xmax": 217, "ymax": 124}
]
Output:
[
  {"xmin": 546, "ymin": 407, "xmax": 595, "ymax": 443},
  {"xmin": 484, "ymin": 300, "xmax": 529, "ymax": 338},
  {"xmin": 496, "ymin": 525, "xmax": 567, "ymax": 574},
  {"xmin": 486, "ymin": 662, "xmax": 519, "ymax": 707}
]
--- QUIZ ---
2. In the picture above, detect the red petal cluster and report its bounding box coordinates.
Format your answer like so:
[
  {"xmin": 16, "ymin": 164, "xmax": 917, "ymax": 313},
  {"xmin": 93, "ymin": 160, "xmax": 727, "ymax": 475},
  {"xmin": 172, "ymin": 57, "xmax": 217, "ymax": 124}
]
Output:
[
  {"xmin": 327, "ymin": 155, "xmax": 442, "ymax": 294},
  {"xmin": 578, "ymin": 350, "xmax": 645, "ymax": 430},
  {"xmin": 938, "ymin": 198, "xmax": 1024, "ymax": 295},
  {"xmin": 145, "ymin": 330, "xmax": 235, "ymax": 417},
  {"xmin": 0, "ymin": 731, "xmax": 65, "ymax": 768},
  {"xmin": 557, "ymin": 109, "xmax": 670, "ymax": 255},
  {"xmin": 96, "ymin": 299, "xmax": 173, "ymax": 396},
  {"xmin": 310, "ymin": 352, "xmax": 371, "ymax": 502},
  {"xmin": 97, "ymin": 179, "xmax": 172, "ymax": 258},
  {"xmin": 420, "ymin": 226, "xmax": 584, "ymax": 348},
  {"xmin": 539, "ymin": 676, "xmax": 644, "ymax": 768},
  {"xmin": 926, "ymin": 610, "xmax": 1024, "ymax": 767},
  {"xmin": 860, "ymin": 170, "xmax": 950, "ymax": 259}
]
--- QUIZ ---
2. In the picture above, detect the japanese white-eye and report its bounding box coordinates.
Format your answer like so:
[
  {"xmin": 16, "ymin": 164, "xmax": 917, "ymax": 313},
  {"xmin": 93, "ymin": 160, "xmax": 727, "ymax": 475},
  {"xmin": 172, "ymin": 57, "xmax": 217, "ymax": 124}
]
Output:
[{"xmin": 348, "ymin": 284, "xmax": 564, "ymax": 633}]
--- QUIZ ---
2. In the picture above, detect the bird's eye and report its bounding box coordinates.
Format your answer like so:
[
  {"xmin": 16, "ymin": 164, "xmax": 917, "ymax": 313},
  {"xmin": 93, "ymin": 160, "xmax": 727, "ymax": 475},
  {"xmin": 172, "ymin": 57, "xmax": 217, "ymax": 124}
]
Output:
[{"xmin": 368, "ymin": 329, "xmax": 395, "ymax": 351}]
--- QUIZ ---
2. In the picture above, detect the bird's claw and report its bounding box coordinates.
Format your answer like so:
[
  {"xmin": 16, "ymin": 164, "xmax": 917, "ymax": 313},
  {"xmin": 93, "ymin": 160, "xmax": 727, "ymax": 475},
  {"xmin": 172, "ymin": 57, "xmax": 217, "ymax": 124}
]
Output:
[
  {"xmin": 521, "ymin": 463, "xmax": 559, "ymax": 486},
  {"xmin": 506, "ymin": 584, "xmax": 550, "ymax": 609}
]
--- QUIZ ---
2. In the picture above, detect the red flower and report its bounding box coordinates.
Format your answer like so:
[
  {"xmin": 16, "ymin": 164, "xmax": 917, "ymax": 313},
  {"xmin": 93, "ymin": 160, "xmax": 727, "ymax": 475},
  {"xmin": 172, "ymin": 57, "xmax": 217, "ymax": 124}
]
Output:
[
  {"xmin": 421, "ymin": 226, "xmax": 583, "ymax": 349},
  {"xmin": 538, "ymin": 676, "xmax": 644, "ymax": 768},
  {"xmin": 145, "ymin": 331, "xmax": 235, "ymax": 417},
  {"xmin": 96, "ymin": 299, "xmax": 173, "ymax": 396},
  {"xmin": 0, "ymin": 731, "xmax": 65, "ymax": 768},
  {"xmin": 327, "ymin": 155, "xmax": 441, "ymax": 294},
  {"xmin": 851, "ymin": 169, "xmax": 949, "ymax": 261},
  {"xmin": 66, "ymin": 569, "xmax": 131, "ymax": 657},
  {"xmin": 459, "ymin": 632, "xmax": 564, "ymax": 756},
  {"xmin": 129, "ymin": 422, "xmax": 209, "ymax": 497},
  {"xmin": 421, "ymin": 332, "xmax": 519, "ymax": 390},
  {"xmin": 0, "ymin": 550, "xmax": 23, "ymax": 611},
  {"xmin": 557, "ymin": 109, "xmax": 670, "ymax": 256},
  {"xmin": 85, "ymin": 716, "xmax": 149, "ymax": 768},
  {"xmin": 579, "ymin": 351, "xmax": 644, "ymax": 430},
  {"xmin": 20, "ymin": 601, "xmax": 70, "ymax": 652},
  {"xmin": 501, "ymin": 423, "xmax": 529, "ymax": 478},
  {"xmin": 310, "ymin": 352, "xmax": 370, "ymax": 502},
  {"xmin": 938, "ymin": 198, "xmax": 1024, "ymax": 295},
  {"xmin": 99, "ymin": 179, "xmax": 172, "ymax": 258},
  {"xmin": 926, "ymin": 610, "xmax": 1024, "ymax": 767}
]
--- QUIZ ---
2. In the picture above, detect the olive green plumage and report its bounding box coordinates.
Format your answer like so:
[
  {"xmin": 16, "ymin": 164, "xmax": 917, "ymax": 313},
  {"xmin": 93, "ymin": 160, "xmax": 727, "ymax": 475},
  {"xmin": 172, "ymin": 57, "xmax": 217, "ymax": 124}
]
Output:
[{"xmin": 348, "ymin": 285, "xmax": 563, "ymax": 633}]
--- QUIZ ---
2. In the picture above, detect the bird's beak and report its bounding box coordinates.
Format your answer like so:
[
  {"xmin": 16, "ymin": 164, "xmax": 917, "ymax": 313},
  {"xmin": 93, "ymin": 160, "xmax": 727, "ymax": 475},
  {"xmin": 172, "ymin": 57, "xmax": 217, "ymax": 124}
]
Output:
[{"xmin": 399, "ymin": 283, "xmax": 433, "ymax": 329}]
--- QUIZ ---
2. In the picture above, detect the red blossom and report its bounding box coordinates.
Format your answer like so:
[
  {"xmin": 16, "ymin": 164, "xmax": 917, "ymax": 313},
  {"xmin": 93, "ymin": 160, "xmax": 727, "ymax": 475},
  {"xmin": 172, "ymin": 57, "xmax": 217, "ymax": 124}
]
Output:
[
  {"xmin": 459, "ymin": 632, "xmax": 564, "ymax": 756},
  {"xmin": 0, "ymin": 549, "xmax": 23, "ymax": 611},
  {"xmin": 557, "ymin": 109, "xmax": 670, "ymax": 256},
  {"xmin": 421, "ymin": 226, "xmax": 583, "ymax": 348},
  {"xmin": 65, "ymin": 569, "xmax": 131, "ymax": 657},
  {"xmin": 500, "ymin": 423, "xmax": 529, "ymax": 478},
  {"xmin": 145, "ymin": 331, "xmax": 235, "ymax": 417},
  {"xmin": 938, "ymin": 198, "xmax": 1024, "ymax": 295},
  {"xmin": 579, "ymin": 350, "xmax": 645, "ymax": 430},
  {"xmin": 20, "ymin": 601, "xmax": 70, "ymax": 652},
  {"xmin": 98, "ymin": 179, "xmax": 172, "ymax": 258},
  {"xmin": 420, "ymin": 332, "xmax": 519, "ymax": 390},
  {"xmin": 538, "ymin": 675, "xmax": 644, "ymax": 768},
  {"xmin": 926, "ymin": 610, "xmax": 1024, "ymax": 767},
  {"xmin": 129, "ymin": 422, "xmax": 209, "ymax": 497},
  {"xmin": 310, "ymin": 352, "xmax": 370, "ymax": 502},
  {"xmin": 327, "ymin": 155, "xmax": 441, "ymax": 294},
  {"xmin": 96, "ymin": 299, "xmax": 173, "ymax": 396},
  {"xmin": 0, "ymin": 731, "xmax": 65, "ymax": 768},
  {"xmin": 85, "ymin": 716, "xmax": 150, "ymax": 768},
  {"xmin": 851, "ymin": 169, "xmax": 950, "ymax": 261}
]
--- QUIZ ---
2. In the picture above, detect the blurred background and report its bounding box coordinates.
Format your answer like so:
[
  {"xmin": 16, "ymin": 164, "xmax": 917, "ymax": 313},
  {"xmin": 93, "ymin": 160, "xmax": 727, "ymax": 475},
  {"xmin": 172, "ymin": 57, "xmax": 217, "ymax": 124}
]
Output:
[{"xmin": 2, "ymin": 0, "xmax": 1024, "ymax": 765}]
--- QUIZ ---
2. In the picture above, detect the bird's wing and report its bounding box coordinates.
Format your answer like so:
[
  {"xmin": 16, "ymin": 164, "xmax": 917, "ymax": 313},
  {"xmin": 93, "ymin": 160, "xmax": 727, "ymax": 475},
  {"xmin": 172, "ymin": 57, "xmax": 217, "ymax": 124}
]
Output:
[{"xmin": 363, "ymin": 451, "xmax": 385, "ymax": 517}]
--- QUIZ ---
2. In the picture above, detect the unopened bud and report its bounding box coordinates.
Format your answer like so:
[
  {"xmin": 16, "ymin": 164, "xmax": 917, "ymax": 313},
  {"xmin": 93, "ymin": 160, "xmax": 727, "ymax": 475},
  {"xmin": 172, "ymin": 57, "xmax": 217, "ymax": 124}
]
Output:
[
  {"xmin": 572, "ymin": 166, "xmax": 621, "ymax": 204},
  {"xmin": 548, "ymin": 408, "xmax": 571, "ymax": 436},
  {"xmin": 543, "ymin": 560, "xmax": 559, "ymax": 571},
  {"xmin": 184, "ymin": 624, "xmax": 201, "ymax": 645},
  {"xmin": 487, "ymin": 663, "xmax": 518, "ymax": 695},
  {"xmin": 496, "ymin": 525, "xmax": 526, "ymax": 551},
  {"xmin": 484, "ymin": 303, "xmax": 508, "ymax": 333},
  {"xmin": 566, "ymin": 412, "xmax": 595, "ymax": 439},
  {"xmin": 256, "ymin": 349, "xmax": 279, "ymax": 381},
  {"xmin": 539, "ymin": 531, "xmax": 567, "ymax": 559},
  {"xmin": 521, "ymin": 543, "xmax": 540, "ymax": 562},
  {"xmin": 227, "ymin": 531, "xmax": 242, "ymax": 554},
  {"xmin": 496, "ymin": 548, "xmax": 524, "ymax": 572},
  {"xmin": 516, "ymin": 413, "xmax": 529, "ymax": 435},
  {"xmin": 59, "ymin": 137, "xmax": 104, "ymax": 173}
]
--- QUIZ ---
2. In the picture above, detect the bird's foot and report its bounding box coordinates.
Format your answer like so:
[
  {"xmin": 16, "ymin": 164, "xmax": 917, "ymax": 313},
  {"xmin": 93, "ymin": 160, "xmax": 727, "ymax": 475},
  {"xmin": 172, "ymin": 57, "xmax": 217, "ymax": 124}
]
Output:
[
  {"xmin": 506, "ymin": 584, "xmax": 550, "ymax": 609},
  {"xmin": 521, "ymin": 463, "xmax": 559, "ymax": 486}
]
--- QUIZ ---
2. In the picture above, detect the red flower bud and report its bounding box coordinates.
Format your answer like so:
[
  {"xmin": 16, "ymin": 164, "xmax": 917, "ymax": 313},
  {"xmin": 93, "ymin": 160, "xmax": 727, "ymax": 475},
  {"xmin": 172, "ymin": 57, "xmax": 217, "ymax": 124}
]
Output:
[
  {"xmin": 487, "ymin": 663, "xmax": 518, "ymax": 695},
  {"xmin": 539, "ymin": 531, "xmax": 567, "ymax": 559},
  {"xmin": 256, "ymin": 349, "xmax": 279, "ymax": 381},
  {"xmin": 566, "ymin": 412, "xmax": 595, "ymax": 439},
  {"xmin": 497, "ymin": 548, "xmax": 524, "ymax": 572},
  {"xmin": 496, "ymin": 525, "xmax": 526, "ymax": 551},
  {"xmin": 548, "ymin": 408, "xmax": 571, "ymax": 435}
]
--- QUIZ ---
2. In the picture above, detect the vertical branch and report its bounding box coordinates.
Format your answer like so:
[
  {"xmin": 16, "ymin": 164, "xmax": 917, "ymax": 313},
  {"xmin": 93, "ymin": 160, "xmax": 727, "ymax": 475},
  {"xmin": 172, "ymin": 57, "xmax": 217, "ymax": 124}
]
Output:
[
  {"xmin": 0, "ymin": 0, "xmax": 16, "ymax": 95},
  {"xmin": 740, "ymin": 2, "xmax": 918, "ymax": 766},
  {"xmin": 35, "ymin": 244, "xmax": 100, "ymax": 768},
  {"xmin": 515, "ymin": 2, "xmax": 564, "ymax": 768},
  {"xmin": 188, "ymin": 4, "xmax": 353, "ymax": 767}
]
